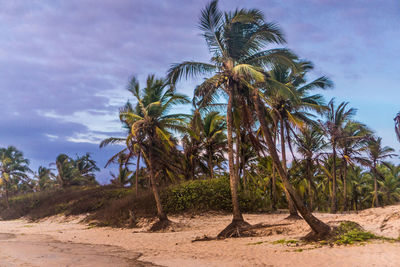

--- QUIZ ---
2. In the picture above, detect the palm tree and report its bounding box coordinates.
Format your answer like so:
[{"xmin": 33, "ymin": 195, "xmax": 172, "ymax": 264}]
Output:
[
  {"xmin": 36, "ymin": 166, "xmax": 57, "ymax": 191},
  {"xmin": 337, "ymin": 121, "xmax": 370, "ymax": 210},
  {"xmin": 263, "ymin": 61, "xmax": 332, "ymax": 217},
  {"xmin": 75, "ymin": 153, "xmax": 99, "ymax": 184},
  {"xmin": 378, "ymin": 164, "xmax": 400, "ymax": 205},
  {"xmin": 119, "ymin": 75, "xmax": 189, "ymax": 225},
  {"xmin": 296, "ymin": 125, "xmax": 326, "ymax": 211},
  {"xmin": 168, "ymin": 0, "xmax": 307, "ymax": 234},
  {"xmin": 0, "ymin": 146, "xmax": 31, "ymax": 209},
  {"xmin": 395, "ymin": 112, "xmax": 400, "ymax": 142},
  {"xmin": 358, "ymin": 137, "xmax": 397, "ymax": 207},
  {"xmin": 201, "ymin": 111, "xmax": 227, "ymax": 178},
  {"xmin": 319, "ymin": 99, "xmax": 356, "ymax": 213},
  {"xmin": 53, "ymin": 153, "xmax": 98, "ymax": 187}
]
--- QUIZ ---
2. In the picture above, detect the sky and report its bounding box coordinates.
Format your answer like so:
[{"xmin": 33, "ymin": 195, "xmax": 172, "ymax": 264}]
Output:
[{"xmin": 0, "ymin": 0, "xmax": 399, "ymax": 183}]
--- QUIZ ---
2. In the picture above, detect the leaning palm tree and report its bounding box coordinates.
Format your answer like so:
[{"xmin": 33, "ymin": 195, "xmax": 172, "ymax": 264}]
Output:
[
  {"xmin": 119, "ymin": 75, "xmax": 189, "ymax": 227},
  {"xmin": 169, "ymin": 0, "xmax": 331, "ymax": 237},
  {"xmin": 357, "ymin": 137, "xmax": 397, "ymax": 207},
  {"xmin": 0, "ymin": 146, "xmax": 31, "ymax": 209},
  {"xmin": 319, "ymin": 99, "xmax": 356, "ymax": 213},
  {"xmin": 263, "ymin": 61, "xmax": 332, "ymax": 218}
]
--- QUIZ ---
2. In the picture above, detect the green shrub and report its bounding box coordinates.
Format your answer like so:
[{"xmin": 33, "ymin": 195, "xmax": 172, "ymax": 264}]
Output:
[{"xmin": 162, "ymin": 176, "xmax": 269, "ymax": 213}]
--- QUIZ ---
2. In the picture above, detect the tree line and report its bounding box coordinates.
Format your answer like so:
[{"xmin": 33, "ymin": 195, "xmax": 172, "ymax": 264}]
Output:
[{"xmin": 1, "ymin": 1, "xmax": 399, "ymax": 237}]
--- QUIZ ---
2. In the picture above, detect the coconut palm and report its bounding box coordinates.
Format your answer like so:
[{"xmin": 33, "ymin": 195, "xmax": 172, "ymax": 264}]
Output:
[
  {"xmin": 201, "ymin": 111, "xmax": 227, "ymax": 178},
  {"xmin": 337, "ymin": 121, "xmax": 371, "ymax": 210},
  {"xmin": 75, "ymin": 153, "xmax": 99, "ymax": 184},
  {"xmin": 35, "ymin": 166, "xmax": 57, "ymax": 191},
  {"xmin": 358, "ymin": 137, "xmax": 397, "ymax": 207},
  {"xmin": 378, "ymin": 164, "xmax": 400, "ymax": 205},
  {"xmin": 168, "ymin": 0, "xmax": 317, "ymax": 235},
  {"xmin": 319, "ymin": 99, "xmax": 356, "ymax": 213},
  {"xmin": 0, "ymin": 146, "xmax": 31, "ymax": 209},
  {"xmin": 263, "ymin": 61, "xmax": 332, "ymax": 217},
  {"xmin": 295, "ymin": 125, "xmax": 327, "ymax": 210},
  {"xmin": 53, "ymin": 153, "xmax": 98, "ymax": 188},
  {"xmin": 395, "ymin": 112, "xmax": 400, "ymax": 142},
  {"xmin": 119, "ymin": 75, "xmax": 190, "ymax": 225}
]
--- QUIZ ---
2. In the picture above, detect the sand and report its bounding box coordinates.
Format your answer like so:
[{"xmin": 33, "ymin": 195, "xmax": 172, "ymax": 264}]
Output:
[{"xmin": 0, "ymin": 205, "xmax": 400, "ymax": 266}]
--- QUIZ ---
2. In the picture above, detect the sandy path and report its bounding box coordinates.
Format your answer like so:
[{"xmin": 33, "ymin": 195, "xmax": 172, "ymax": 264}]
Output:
[
  {"xmin": 0, "ymin": 205, "xmax": 399, "ymax": 266},
  {"xmin": 0, "ymin": 232, "xmax": 156, "ymax": 266}
]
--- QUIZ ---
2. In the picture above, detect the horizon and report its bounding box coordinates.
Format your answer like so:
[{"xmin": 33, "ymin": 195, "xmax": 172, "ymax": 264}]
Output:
[{"xmin": 1, "ymin": 0, "xmax": 399, "ymax": 183}]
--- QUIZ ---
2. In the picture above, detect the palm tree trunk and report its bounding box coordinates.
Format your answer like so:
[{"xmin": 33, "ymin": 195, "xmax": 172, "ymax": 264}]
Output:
[
  {"xmin": 373, "ymin": 164, "xmax": 380, "ymax": 207},
  {"xmin": 331, "ymin": 143, "xmax": 337, "ymax": 213},
  {"xmin": 135, "ymin": 152, "xmax": 140, "ymax": 197},
  {"xmin": 343, "ymin": 162, "xmax": 348, "ymax": 211},
  {"xmin": 271, "ymin": 134, "xmax": 277, "ymax": 210},
  {"xmin": 280, "ymin": 118, "xmax": 299, "ymax": 218},
  {"xmin": 307, "ymin": 158, "xmax": 313, "ymax": 211},
  {"xmin": 208, "ymin": 148, "xmax": 214, "ymax": 179},
  {"xmin": 227, "ymin": 89, "xmax": 243, "ymax": 222},
  {"xmin": 148, "ymin": 152, "xmax": 167, "ymax": 221},
  {"xmin": 272, "ymin": 164, "xmax": 277, "ymax": 210},
  {"xmin": 253, "ymin": 90, "xmax": 330, "ymax": 236},
  {"xmin": 235, "ymin": 128, "xmax": 241, "ymax": 184},
  {"xmin": 4, "ymin": 180, "xmax": 9, "ymax": 210}
]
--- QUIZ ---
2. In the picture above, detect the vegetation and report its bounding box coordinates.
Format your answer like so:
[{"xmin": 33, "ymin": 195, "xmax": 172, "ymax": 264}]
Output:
[{"xmin": 1, "ymin": 0, "xmax": 399, "ymax": 240}]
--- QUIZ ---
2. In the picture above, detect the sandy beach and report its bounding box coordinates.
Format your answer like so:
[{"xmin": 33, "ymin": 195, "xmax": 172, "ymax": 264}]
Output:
[{"xmin": 0, "ymin": 205, "xmax": 400, "ymax": 267}]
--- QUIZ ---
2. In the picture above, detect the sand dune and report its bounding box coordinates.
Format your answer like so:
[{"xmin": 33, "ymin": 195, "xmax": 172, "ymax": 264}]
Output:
[{"xmin": 0, "ymin": 205, "xmax": 399, "ymax": 266}]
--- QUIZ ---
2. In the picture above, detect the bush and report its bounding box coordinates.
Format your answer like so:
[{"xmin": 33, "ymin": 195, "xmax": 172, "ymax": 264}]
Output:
[
  {"xmin": 0, "ymin": 177, "xmax": 270, "ymax": 227},
  {"xmin": 162, "ymin": 176, "xmax": 269, "ymax": 213}
]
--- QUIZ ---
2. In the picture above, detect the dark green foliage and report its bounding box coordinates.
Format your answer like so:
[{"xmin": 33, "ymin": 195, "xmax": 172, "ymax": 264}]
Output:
[{"xmin": 162, "ymin": 176, "xmax": 269, "ymax": 213}]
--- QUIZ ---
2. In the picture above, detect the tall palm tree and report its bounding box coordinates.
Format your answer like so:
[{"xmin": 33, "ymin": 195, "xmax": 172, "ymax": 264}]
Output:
[
  {"xmin": 296, "ymin": 125, "xmax": 326, "ymax": 211},
  {"xmin": 337, "ymin": 121, "xmax": 371, "ymax": 210},
  {"xmin": 263, "ymin": 61, "xmax": 332, "ymax": 217},
  {"xmin": 119, "ymin": 75, "xmax": 190, "ymax": 225},
  {"xmin": 201, "ymin": 111, "xmax": 227, "ymax": 178},
  {"xmin": 358, "ymin": 137, "xmax": 397, "ymax": 207},
  {"xmin": 0, "ymin": 146, "xmax": 31, "ymax": 209},
  {"xmin": 168, "ymin": 0, "xmax": 307, "ymax": 234},
  {"xmin": 319, "ymin": 99, "xmax": 356, "ymax": 213}
]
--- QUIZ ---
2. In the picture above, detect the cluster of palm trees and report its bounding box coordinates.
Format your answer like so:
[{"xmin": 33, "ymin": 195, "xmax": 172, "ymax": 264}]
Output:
[
  {"xmin": 0, "ymin": 148, "xmax": 99, "ymax": 208},
  {"xmin": 1, "ymin": 1, "xmax": 398, "ymax": 238},
  {"xmin": 101, "ymin": 1, "xmax": 399, "ymax": 236}
]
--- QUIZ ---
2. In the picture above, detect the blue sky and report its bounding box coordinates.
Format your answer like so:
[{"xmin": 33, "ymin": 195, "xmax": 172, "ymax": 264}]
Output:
[{"xmin": 0, "ymin": 0, "xmax": 399, "ymax": 183}]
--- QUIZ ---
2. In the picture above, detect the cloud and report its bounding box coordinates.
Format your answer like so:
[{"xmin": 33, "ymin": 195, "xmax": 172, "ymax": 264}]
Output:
[{"xmin": 0, "ymin": 0, "xmax": 399, "ymax": 182}]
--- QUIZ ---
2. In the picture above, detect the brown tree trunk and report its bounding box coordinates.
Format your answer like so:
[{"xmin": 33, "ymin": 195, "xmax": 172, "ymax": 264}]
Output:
[
  {"xmin": 227, "ymin": 89, "xmax": 243, "ymax": 222},
  {"xmin": 135, "ymin": 152, "xmax": 140, "ymax": 197},
  {"xmin": 331, "ymin": 143, "xmax": 337, "ymax": 213},
  {"xmin": 271, "ymin": 134, "xmax": 278, "ymax": 210},
  {"xmin": 307, "ymin": 158, "xmax": 313, "ymax": 211},
  {"xmin": 4, "ymin": 180, "xmax": 9, "ymax": 210},
  {"xmin": 148, "ymin": 152, "xmax": 167, "ymax": 221},
  {"xmin": 280, "ymin": 119, "xmax": 299, "ymax": 217},
  {"xmin": 235, "ymin": 128, "xmax": 241, "ymax": 184},
  {"xmin": 373, "ymin": 163, "xmax": 380, "ymax": 207},
  {"xmin": 208, "ymin": 149, "xmax": 214, "ymax": 179},
  {"xmin": 343, "ymin": 161, "xmax": 348, "ymax": 211},
  {"xmin": 272, "ymin": 164, "xmax": 277, "ymax": 210},
  {"xmin": 253, "ymin": 90, "xmax": 330, "ymax": 236}
]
